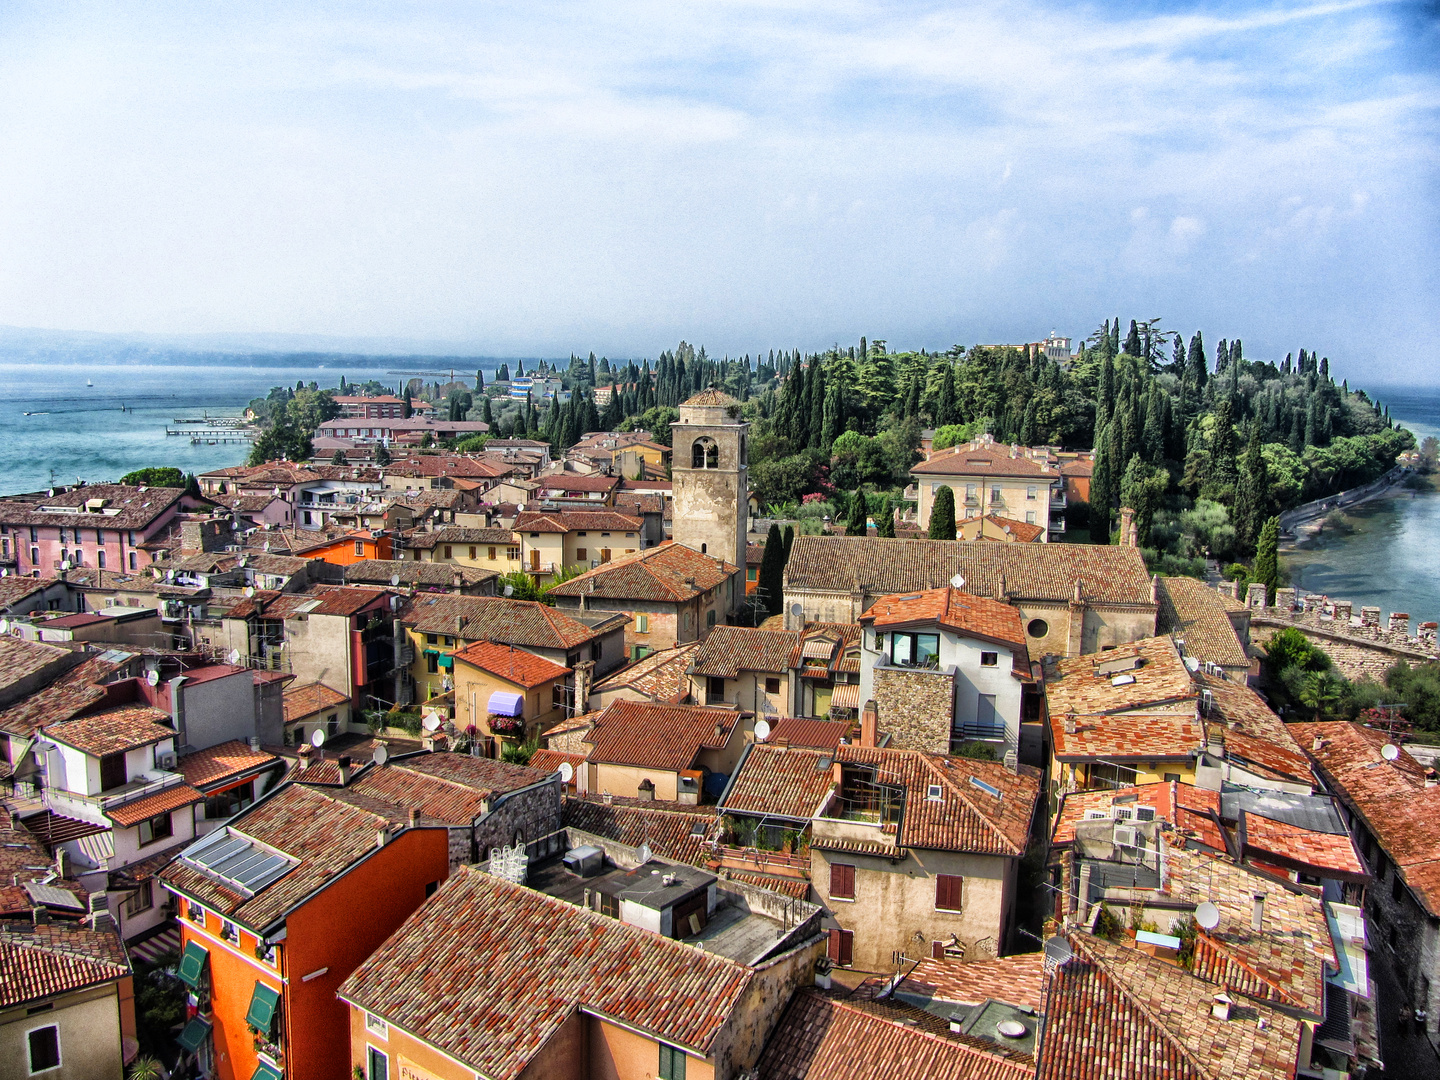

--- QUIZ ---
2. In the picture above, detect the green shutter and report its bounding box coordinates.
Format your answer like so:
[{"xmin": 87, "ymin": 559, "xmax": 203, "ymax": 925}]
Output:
[
  {"xmin": 177, "ymin": 940, "xmax": 209, "ymax": 989},
  {"xmin": 175, "ymin": 1016, "xmax": 211, "ymax": 1052},
  {"xmin": 245, "ymin": 979, "xmax": 281, "ymax": 1030}
]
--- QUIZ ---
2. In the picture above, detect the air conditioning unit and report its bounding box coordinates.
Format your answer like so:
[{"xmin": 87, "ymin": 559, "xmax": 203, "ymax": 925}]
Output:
[
  {"xmin": 1084, "ymin": 810, "xmax": 1109, "ymax": 821},
  {"xmin": 1113, "ymin": 825, "xmax": 1138, "ymax": 849},
  {"xmin": 1113, "ymin": 807, "xmax": 1135, "ymax": 821},
  {"xmin": 157, "ymin": 752, "xmax": 177, "ymax": 770}
]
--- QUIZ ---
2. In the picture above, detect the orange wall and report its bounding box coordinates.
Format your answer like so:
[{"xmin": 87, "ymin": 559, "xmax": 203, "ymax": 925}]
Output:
[
  {"xmin": 589, "ymin": 1017, "xmax": 714, "ymax": 1080},
  {"xmin": 348, "ymin": 1005, "xmax": 473, "ymax": 1080},
  {"xmin": 306, "ymin": 536, "xmax": 393, "ymax": 566},
  {"xmin": 286, "ymin": 827, "xmax": 451, "ymax": 1080},
  {"xmin": 173, "ymin": 827, "xmax": 449, "ymax": 1080}
]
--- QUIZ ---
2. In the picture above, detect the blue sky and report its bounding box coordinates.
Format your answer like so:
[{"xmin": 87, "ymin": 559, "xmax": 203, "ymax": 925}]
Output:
[{"xmin": 0, "ymin": 1, "xmax": 1436, "ymax": 377}]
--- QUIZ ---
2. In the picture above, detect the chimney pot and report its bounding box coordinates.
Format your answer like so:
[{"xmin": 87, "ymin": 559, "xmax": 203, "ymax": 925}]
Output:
[
  {"xmin": 376, "ymin": 827, "xmax": 389, "ymax": 848},
  {"xmin": 337, "ymin": 755, "xmax": 352, "ymax": 785},
  {"xmin": 1063, "ymin": 712, "xmax": 1078, "ymax": 736},
  {"xmin": 32, "ymin": 906, "xmax": 49, "ymax": 926},
  {"xmin": 861, "ymin": 700, "xmax": 879, "ymax": 748},
  {"xmin": 1251, "ymin": 894, "xmax": 1265, "ymax": 931},
  {"xmin": 408, "ymin": 807, "xmax": 419, "ymax": 828}
]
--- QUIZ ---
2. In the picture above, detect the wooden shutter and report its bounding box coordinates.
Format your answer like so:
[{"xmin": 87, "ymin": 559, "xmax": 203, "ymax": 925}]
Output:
[
  {"xmin": 932, "ymin": 940, "xmax": 946, "ymax": 960},
  {"xmin": 99, "ymin": 752, "xmax": 127, "ymax": 792},
  {"xmin": 935, "ymin": 874, "xmax": 963, "ymax": 911},
  {"xmin": 829, "ymin": 862, "xmax": 855, "ymax": 900},
  {"xmin": 828, "ymin": 928, "xmax": 854, "ymax": 966}
]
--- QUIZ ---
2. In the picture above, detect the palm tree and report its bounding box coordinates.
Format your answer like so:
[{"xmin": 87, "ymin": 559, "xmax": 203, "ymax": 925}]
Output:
[
  {"xmin": 129, "ymin": 1057, "xmax": 163, "ymax": 1080},
  {"xmin": 1299, "ymin": 671, "xmax": 1344, "ymax": 720}
]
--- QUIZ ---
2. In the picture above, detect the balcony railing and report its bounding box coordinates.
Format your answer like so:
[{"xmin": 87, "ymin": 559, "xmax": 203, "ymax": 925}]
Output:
[
  {"xmin": 1049, "ymin": 519, "xmax": 1066, "ymax": 533},
  {"xmin": 953, "ymin": 722, "xmax": 1007, "ymax": 742},
  {"xmin": 44, "ymin": 769, "xmax": 186, "ymax": 827}
]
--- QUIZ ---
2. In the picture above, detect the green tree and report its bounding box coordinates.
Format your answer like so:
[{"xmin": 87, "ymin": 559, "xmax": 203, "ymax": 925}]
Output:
[
  {"xmin": 875, "ymin": 496, "xmax": 895, "ymax": 538},
  {"xmin": 119, "ymin": 467, "xmax": 186, "ymax": 487},
  {"xmin": 1119, "ymin": 455, "xmax": 1169, "ymax": 544},
  {"xmin": 757, "ymin": 523, "xmax": 786, "ymax": 616},
  {"xmin": 1251, "ymin": 516, "xmax": 1280, "ymax": 601},
  {"xmin": 928, "ymin": 485, "xmax": 957, "ymax": 540},
  {"xmin": 1089, "ymin": 423, "xmax": 1114, "ymax": 542},
  {"xmin": 402, "ymin": 388, "xmax": 413, "ymax": 418},
  {"xmin": 845, "ymin": 488, "xmax": 869, "ymax": 535},
  {"xmin": 1298, "ymin": 671, "xmax": 1346, "ymax": 720},
  {"xmin": 375, "ymin": 444, "xmax": 392, "ymax": 466},
  {"xmin": 782, "ymin": 524, "xmax": 795, "ymax": 559},
  {"xmin": 330, "ymin": 449, "xmax": 346, "ymax": 465},
  {"xmin": 1232, "ymin": 427, "xmax": 1269, "ymax": 550}
]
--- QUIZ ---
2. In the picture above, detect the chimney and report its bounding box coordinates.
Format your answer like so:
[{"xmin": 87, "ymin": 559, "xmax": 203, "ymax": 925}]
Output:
[
  {"xmin": 408, "ymin": 808, "xmax": 419, "ymax": 828},
  {"xmin": 376, "ymin": 827, "xmax": 390, "ymax": 848},
  {"xmin": 995, "ymin": 573, "xmax": 1006, "ymax": 601},
  {"xmin": 1211, "ymin": 993, "xmax": 1233, "ymax": 1021},
  {"xmin": 55, "ymin": 849, "xmax": 68, "ymax": 879},
  {"xmin": 1063, "ymin": 712, "xmax": 1077, "ymax": 736},
  {"xmin": 861, "ymin": 701, "xmax": 879, "ymax": 748},
  {"xmin": 455, "ymin": 614, "xmax": 465, "ymax": 634},
  {"xmin": 637, "ymin": 779, "xmax": 655, "ymax": 802},
  {"xmin": 1312, "ymin": 735, "xmax": 1324, "ymax": 752},
  {"xmin": 337, "ymin": 755, "xmax": 353, "ymax": 786},
  {"xmin": 1119, "ymin": 507, "xmax": 1137, "ymax": 548},
  {"xmin": 1003, "ymin": 750, "xmax": 1018, "ymax": 773},
  {"xmin": 1251, "ymin": 894, "xmax": 1265, "ymax": 931},
  {"xmin": 31, "ymin": 905, "xmax": 49, "ymax": 926}
]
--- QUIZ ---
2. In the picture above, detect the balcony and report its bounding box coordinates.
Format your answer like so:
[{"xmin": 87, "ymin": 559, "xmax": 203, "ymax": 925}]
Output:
[
  {"xmin": 1049, "ymin": 518, "xmax": 1066, "ymax": 533},
  {"xmin": 44, "ymin": 769, "xmax": 186, "ymax": 828},
  {"xmin": 952, "ymin": 721, "xmax": 1007, "ymax": 745},
  {"xmin": 1050, "ymin": 492, "xmax": 1067, "ymax": 509}
]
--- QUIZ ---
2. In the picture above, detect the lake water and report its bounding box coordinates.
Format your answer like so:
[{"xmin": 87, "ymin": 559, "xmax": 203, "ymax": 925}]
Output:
[
  {"xmin": 1283, "ymin": 386, "xmax": 1440, "ymax": 628},
  {"xmin": 0, "ymin": 359, "xmax": 486, "ymax": 496}
]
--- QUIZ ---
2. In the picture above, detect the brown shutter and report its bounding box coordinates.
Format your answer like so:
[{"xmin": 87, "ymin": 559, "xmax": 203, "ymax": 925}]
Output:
[
  {"xmin": 931, "ymin": 940, "xmax": 946, "ymax": 960},
  {"xmin": 936, "ymin": 874, "xmax": 963, "ymax": 911},
  {"xmin": 837, "ymin": 929, "xmax": 854, "ymax": 966},
  {"xmin": 829, "ymin": 863, "xmax": 854, "ymax": 900}
]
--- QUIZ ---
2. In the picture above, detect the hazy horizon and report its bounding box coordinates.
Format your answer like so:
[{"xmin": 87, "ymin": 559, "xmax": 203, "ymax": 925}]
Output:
[{"xmin": 1, "ymin": 1, "xmax": 1436, "ymax": 375}]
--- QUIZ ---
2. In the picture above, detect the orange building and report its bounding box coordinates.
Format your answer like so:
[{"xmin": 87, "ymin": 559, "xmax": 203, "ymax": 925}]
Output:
[
  {"xmin": 159, "ymin": 782, "xmax": 450, "ymax": 1080},
  {"xmin": 293, "ymin": 530, "xmax": 394, "ymax": 566}
]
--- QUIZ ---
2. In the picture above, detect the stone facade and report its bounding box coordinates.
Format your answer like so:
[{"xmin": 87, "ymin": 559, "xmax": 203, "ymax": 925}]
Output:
[
  {"xmin": 872, "ymin": 666, "xmax": 954, "ymax": 754},
  {"xmin": 671, "ymin": 394, "xmax": 749, "ymax": 589},
  {"xmin": 471, "ymin": 774, "xmax": 565, "ymax": 864},
  {"xmin": 1246, "ymin": 583, "xmax": 1439, "ymax": 681}
]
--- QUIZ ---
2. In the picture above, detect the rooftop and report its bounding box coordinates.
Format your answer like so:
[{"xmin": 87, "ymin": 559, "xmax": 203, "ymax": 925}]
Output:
[
  {"xmin": 592, "ymin": 642, "xmax": 699, "ymax": 704},
  {"xmin": 766, "ymin": 716, "xmax": 851, "ymax": 751},
  {"xmin": 718, "ymin": 743, "xmax": 838, "ymax": 822},
  {"xmin": 0, "ymin": 484, "xmax": 192, "ymax": 530},
  {"xmin": 513, "ymin": 510, "xmax": 643, "ymax": 533},
  {"xmin": 564, "ymin": 795, "xmax": 716, "ymax": 865},
  {"xmin": 179, "ymin": 739, "xmax": 280, "ymax": 790},
  {"xmin": 44, "ymin": 703, "xmax": 174, "ymax": 758},
  {"xmin": 0, "ymin": 921, "xmax": 131, "ymax": 1010},
  {"xmin": 547, "ymin": 542, "xmax": 738, "ymax": 603},
  {"xmin": 450, "ymin": 640, "xmax": 571, "ymax": 688},
  {"xmin": 399, "ymin": 593, "xmax": 619, "ymax": 650},
  {"xmin": 0, "ymin": 651, "xmax": 131, "ymax": 737},
  {"xmin": 913, "ymin": 441, "xmax": 1057, "ymax": 478},
  {"xmin": 337, "ymin": 868, "xmax": 756, "ymax": 1080},
  {"xmin": 345, "ymin": 559, "xmax": 498, "ymax": 588},
  {"xmin": 1157, "ymin": 577, "xmax": 1251, "ymax": 670},
  {"xmin": 584, "ymin": 700, "xmax": 739, "ymax": 772},
  {"xmin": 689, "ymin": 625, "xmax": 799, "ymax": 678},
  {"xmin": 282, "ymin": 682, "xmax": 351, "ymax": 724},
  {"xmin": 307, "ymin": 753, "xmax": 554, "ymax": 825},
  {"xmin": 861, "ymin": 586, "xmax": 1028, "ymax": 652},
  {"xmin": 1193, "ymin": 671, "xmax": 1312, "ymax": 785},
  {"xmin": 784, "ymin": 536, "xmax": 1155, "ymax": 606},
  {"xmin": 1050, "ymin": 782, "xmax": 1221, "ymax": 847}
]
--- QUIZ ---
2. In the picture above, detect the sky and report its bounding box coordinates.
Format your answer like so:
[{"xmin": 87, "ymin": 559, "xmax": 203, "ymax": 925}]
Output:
[{"xmin": 0, "ymin": 0, "xmax": 1436, "ymax": 376}]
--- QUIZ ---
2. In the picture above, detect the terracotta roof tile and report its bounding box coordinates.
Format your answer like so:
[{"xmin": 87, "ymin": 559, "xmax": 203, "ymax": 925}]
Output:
[
  {"xmin": 282, "ymin": 682, "xmax": 351, "ymax": 723},
  {"xmin": 563, "ymin": 796, "xmax": 716, "ymax": 865},
  {"xmin": 784, "ymin": 536, "xmax": 1155, "ymax": 606},
  {"xmin": 0, "ymin": 576, "xmax": 63, "ymax": 611},
  {"xmin": 861, "ymin": 586, "xmax": 1027, "ymax": 651},
  {"xmin": 527, "ymin": 749, "xmax": 585, "ymax": 778},
  {"xmin": 877, "ymin": 952, "xmax": 1047, "ymax": 1011},
  {"xmin": 548, "ymin": 542, "xmax": 738, "ymax": 603},
  {"xmin": 0, "ymin": 484, "xmax": 191, "ymax": 531},
  {"xmin": 690, "ymin": 626, "xmax": 799, "ymax": 678},
  {"xmin": 346, "ymin": 559, "xmax": 497, "ymax": 588},
  {"xmin": 513, "ymin": 510, "xmax": 642, "ymax": 533},
  {"xmin": 45, "ymin": 704, "xmax": 174, "ymax": 757},
  {"xmin": 338, "ymin": 868, "xmax": 754, "ymax": 1078},
  {"xmin": 401, "ymin": 527, "xmax": 517, "ymax": 550},
  {"xmin": 0, "ymin": 922, "xmax": 131, "ymax": 1009},
  {"xmin": 451, "ymin": 641, "xmax": 571, "ymax": 689},
  {"xmin": 680, "ymin": 388, "xmax": 739, "ymax": 408},
  {"xmin": 1193, "ymin": 672, "xmax": 1311, "ymax": 784},
  {"xmin": 965, "ymin": 514, "xmax": 1047, "ymax": 542},
  {"xmin": 0, "ymin": 653, "xmax": 132, "ymax": 738},
  {"xmin": 400, "ymin": 593, "xmax": 612, "ymax": 650},
  {"xmin": 1051, "ymin": 782, "xmax": 1221, "ymax": 846},
  {"xmin": 106, "ymin": 783, "xmax": 203, "ymax": 827},
  {"xmin": 756, "ymin": 989, "xmax": 1033, "ymax": 1080},
  {"xmin": 584, "ymin": 701, "xmax": 739, "ymax": 772},
  {"xmin": 1238, "ymin": 811, "xmax": 1366, "ymax": 878},
  {"xmin": 1157, "ymin": 577, "xmax": 1250, "ymax": 669},
  {"xmin": 719, "ymin": 744, "xmax": 837, "ymax": 821},
  {"xmin": 179, "ymin": 740, "xmax": 280, "ymax": 790},
  {"xmin": 593, "ymin": 643, "xmax": 700, "ymax": 704},
  {"xmin": 766, "ymin": 717, "xmax": 850, "ymax": 751},
  {"xmin": 913, "ymin": 442, "xmax": 1058, "ymax": 479}
]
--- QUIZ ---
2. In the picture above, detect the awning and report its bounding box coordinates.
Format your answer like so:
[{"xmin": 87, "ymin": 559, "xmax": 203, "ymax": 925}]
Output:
[
  {"xmin": 437, "ymin": 654, "xmax": 453, "ymax": 669},
  {"xmin": 802, "ymin": 638, "xmax": 835, "ymax": 660},
  {"xmin": 829, "ymin": 683, "xmax": 861, "ymax": 711},
  {"xmin": 177, "ymin": 940, "xmax": 209, "ymax": 989},
  {"xmin": 176, "ymin": 1016, "xmax": 212, "ymax": 1053},
  {"xmin": 250, "ymin": 1065, "xmax": 283, "ymax": 1080},
  {"xmin": 245, "ymin": 979, "xmax": 281, "ymax": 1030},
  {"xmin": 488, "ymin": 690, "xmax": 524, "ymax": 717}
]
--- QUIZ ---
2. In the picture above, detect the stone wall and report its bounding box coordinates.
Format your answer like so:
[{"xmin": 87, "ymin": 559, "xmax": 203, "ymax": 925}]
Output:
[
  {"xmin": 873, "ymin": 666, "xmax": 954, "ymax": 753},
  {"xmin": 1244, "ymin": 582, "xmax": 1438, "ymax": 681},
  {"xmin": 472, "ymin": 776, "xmax": 565, "ymax": 864}
]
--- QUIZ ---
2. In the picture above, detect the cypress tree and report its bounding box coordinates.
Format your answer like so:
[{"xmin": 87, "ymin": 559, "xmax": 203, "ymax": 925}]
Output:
[
  {"xmin": 1124, "ymin": 320, "xmax": 1141, "ymax": 356},
  {"xmin": 476, "ymin": 369, "xmax": 485, "ymax": 391},
  {"xmin": 809, "ymin": 367, "xmax": 826, "ymax": 451},
  {"xmin": 758, "ymin": 523, "xmax": 786, "ymax": 616},
  {"xmin": 845, "ymin": 488, "xmax": 869, "ymax": 535},
  {"xmin": 1097, "ymin": 353, "xmax": 1115, "ymax": 425},
  {"xmin": 1252, "ymin": 516, "xmax": 1280, "ymax": 601},
  {"xmin": 1234, "ymin": 427, "xmax": 1268, "ymax": 550},
  {"xmin": 1142, "ymin": 387, "xmax": 1165, "ymax": 464},
  {"xmin": 375, "ymin": 444, "xmax": 392, "ymax": 466},
  {"xmin": 1215, "ymin": 338, "xmax": 1229, "ymax": 375},
  {"xmin": 1110, "ymin": 318, "xmax": 1120, "ymax": 356},
  {"xmin": 822, "ymin": 380, "xmax": 843, "ymax": 450},
  {"xmin": 782, "ymin": 525, "xmax": 795, "ymax": 559},
  {"xmin": 402, "ymin": 388, "xmax": 413, "ymax": 418},
  {"xmin": 1089, "ymin": 423, "xmax": 1113, "ymax": 543},
  {"xmin": 1187, "ymin": 332, "xmax": 1207, "ymax": 391},
  {"xmin": 1171, "ymin": 335, "xmax": 1185, "ymax": 372},
  {"xmin": 928, "ymin": 486, "xmax": 957, "ymax": 540},
  {"xmin": 875, "ymin": 497, "xmax": 895, "ymax": 538},
  {"xmin": 330, "ymin": 449, "xmax": 346, "ymax": 465},
  {"xmin": 937, "ymin": 365, "xmax": 957, "ymax": 426},
  {"xmin": 482, "ymin": 397, "xmax": 494, "ymax": 426}
]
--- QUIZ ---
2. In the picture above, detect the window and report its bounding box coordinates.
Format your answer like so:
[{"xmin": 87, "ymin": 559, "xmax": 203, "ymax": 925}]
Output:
[
  {"xmin": 187, "ymin": 900, "xmax": 206, "ymax": 924},
  {"xmin": 1025, "ymin": 511, "xmax": 1037, "ymax": 524},
  {"xmin": 1027, "ymin": 619, "xmax": 1048, "ymax": 638},
  {"xmin": 890, "ymin": 632, "xmax": 940, "ymax": 668},
  {"xmin": 204, "ymin": 781, "xmax": 255, "ymax": 819},
  {"xmin": 990, "ymin": 486, "xmax": 1002, "ymax": 504},
  {"xmin": 747, "ymin": 567, "xmax": 757, "ymax": 581},
  {"xmin": 488, "ymin": 546, "xmax": 498, "ymax": 560},
  {"xmin": 1394, "ymin": 873, "xmax": 1405, "ymax": 903},
  {"xmin": 636, "ymin": 614, "xmax": 649, "ymax": 634},
  {"xmin": 964, "ymin": 483, "xmax": 977, "ymax": 502},
  {"xmin": 303, "ymin": 511, "xmax": 313, "ymax": 525},
  {"xmin": 365, "ymin": 1014, "xmax": 389, "ymax": 1038},
  {"xmin": 827, "ymin": 928, "xmax": 854, "ymax": 966},
  {"xmin": 99, "ymin": 752, "xmax": 127, "ymax": 791},
  {"xmin": 765, "ymin": 677, "xmax": 780, "ymax": 695},
  {"xmin": 426, "ymin": 634, "xmax": 438, "ymax": 644},
  {"xmin": 829, "ymin": 862, "xmax": 856, "ymax": 900},
  {"xmin": 506, "ymin": 546, "xmax": 520, "ymax": 561},
  {"xmin": 426, "ymin": 653, "xmax": 439, "ymax": 674},
  {"xmin": 30, "ymin": 547, "xmax": 38, "ymax": 567},
  {"xmin": 368, "ymin": 1047, "xmax": 389, "ymax": 1080},
  {"xmin": 980, "ymin": 651, "xmax": 998, "ymax": 667},
  {"xmin": 221, "ymin": 920, "xmax": 239, "ymax": 944},
  {"xmin": 576, "ymin": 548, "xmax": 587, "ymax": 560},
  {"xmin": 469, "ymin": 546, "xmax": 478, "ymax": 559},
  {"xmin": 692, "ymin": 438, "xmax": 718, "ymax": 469},
  {"xmin": 936, "ymin": 874, "xmax": 964, "ymax": 911},
  {"xmin": 123, "ymin": 881, "xmax": 153, "ymax": 917},
  {"xmin": 1027, "ymin": 485, "xmax": 1037, "ymax": 500},
  {"xmin": 129, "ymin": 551, "xmax": 137, "ymax": 570},
  {"xmin": 138, "ymin": 813, "xmax": 173, "ymax": 846},
  {"xmin": 1090, "ymin": 763, "xmax": 1139, "ymax": 789},
  {"xmin": 355, "ymin": 540, "xmax": 365, "ymax": 556},
  {"xmin": 27, "ymin": 1025, "xmax": 59, "ymax": 1073},
  {"xmin": 29, "ymin": 526, "xmax": 37, "ymax": 542},
  {"xmin": 600, "ymin": 548, "xmax": 612, "ymax": 563},
  {"xmin": 443, "ymin": 545, "xmax": 453, "ymax": 559},
  {"xmin": 97, "ymin": 549, "xmax": 106, "ymax": 568},
  {"xmin": 57, "ymin": 528, "xmax": 66, "ymax": 545},
  {"xmin": 1163, "ymin": 772, "xmax": 1181, "ymax": 783},
  {"xmin": 659, "ymin": 1044, "xmax": 687, "ymax": 1080},
  {"xmin": 926, "ymin": 783, "xmax": 943, "ymax": 801},
  {"xmin": 444, "ymin": 636, "xmax": 454, "ymax": 647},
  {"xmin": 706, "ymin": 609, "xmax": 717, "ymax": 628}
]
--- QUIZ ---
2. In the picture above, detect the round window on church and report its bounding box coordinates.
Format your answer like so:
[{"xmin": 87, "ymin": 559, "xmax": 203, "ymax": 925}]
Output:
[{"xmin": 1027, "ymin": 619, "xmax": 1049, "ymax": 638}]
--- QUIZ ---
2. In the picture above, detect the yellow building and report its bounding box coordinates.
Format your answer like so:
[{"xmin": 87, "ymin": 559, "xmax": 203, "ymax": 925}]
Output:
[
  {"xmin": 581, "ymin": 700, "xmax": 748, "ymax": 804},
  {"xmin": 912, "ymin": 436, "xmax": 1063, "ymax": 540},
  {"xmin": 513, "ymin": 509, "xmax": 646, "ymax": 581},
  {"xmin": 402, "ymin": 526, "xmax": 522, "ymax": 575},
  {"xmin": 449, "ymin": 640, "xmax": 572, "ymax": 747}
]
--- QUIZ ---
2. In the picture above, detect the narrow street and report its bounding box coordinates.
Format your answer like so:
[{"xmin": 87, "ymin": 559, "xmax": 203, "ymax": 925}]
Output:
[{"xmin": 1371, "ymin": 939, "xmax": 1440, "ymax": 1078}]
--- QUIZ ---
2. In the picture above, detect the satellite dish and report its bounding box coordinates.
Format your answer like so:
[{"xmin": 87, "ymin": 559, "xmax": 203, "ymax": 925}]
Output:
[
  {"xmin": 503, "ymin": 584, "xmax": 514, "ymax": 597},
  {"xmin": 244, "ymin": 586, "xmax": 256, "ymax": 598},
  {"xmin": 1195, "ymin": 901, "xmax": 1220, "ymax": 930},
  {"xmin": 145, "ymin": 670, "xmax": 160, "ymax": 687},
  {"xmin": 789, "ymin": 602, "xmax": 803, "ymax": 618},
  {"xmin": 950, "ymin": 573, "xmax": 966, "ymax": 589},
  {"xmin": 637, "ymin": 842, "xmax": 652, "ymax": 863},
  {"xmin": 1043, "ymin": 936, "xmax": 1073, "ymax": 972},
  {"xmin": 1382, "ymin": 743, "xmax": 1400, "ymax": 761},
  {"xmin": 558, "ymin": 762, "xmax": 574, "ymax": 783},
  {"xmin": 371, "ymin": 743, "xmax": 389, "ymax": 766},
  {"xmin": 227, "ymin": 649, "xmax": 241, "ymax": 665},
  {"xmin": 754, "ymin": 719, "xmax": 771, "ymax": 742},
  {"xmin": 422, "ymin": 712, "xmax": 442, "ymax": 732},
  {"xmin": 390, "ymin": 574, "xmax": 401, "ymax": 587},
  {"xmin": 310, "ymin": 728, "xmax": 327, "ymax": 748}
]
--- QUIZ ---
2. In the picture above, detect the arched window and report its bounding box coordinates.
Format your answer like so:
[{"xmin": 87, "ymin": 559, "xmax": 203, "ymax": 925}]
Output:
[{"xmin": 692, "ymin": 437, "xmax": 719, "ymax": 469}]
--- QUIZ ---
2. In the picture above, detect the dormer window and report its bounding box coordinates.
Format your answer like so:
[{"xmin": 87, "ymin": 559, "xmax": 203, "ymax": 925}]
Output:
[{"xmin": 926, "ymin": 784, "xmax": 943, "ymax": 801}]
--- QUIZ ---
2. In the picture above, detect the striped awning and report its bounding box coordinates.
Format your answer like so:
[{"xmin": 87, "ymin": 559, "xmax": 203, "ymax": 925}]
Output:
[
  {"xmin": 829, "ymin": 683, "xmax": 861, "ymax": 711},
  {"xmin": 802, "ymin": 639, "xmax": 835, "ymax": 660}
]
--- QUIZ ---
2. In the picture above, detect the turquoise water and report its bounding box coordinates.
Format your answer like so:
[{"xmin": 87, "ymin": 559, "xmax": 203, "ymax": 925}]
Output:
[
  {"xmin": 1284, "ymin": 387, "xmax": 1440, "ymax": 627},
  {"xmin": 0, "ymin": 360, "xmax": 472, "ymax": 496}
]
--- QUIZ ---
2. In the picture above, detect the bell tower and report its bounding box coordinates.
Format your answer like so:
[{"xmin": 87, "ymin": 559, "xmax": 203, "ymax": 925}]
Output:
[{"xmin": 671, "ymin": 388, "xmax": 749, "ymax": 581}]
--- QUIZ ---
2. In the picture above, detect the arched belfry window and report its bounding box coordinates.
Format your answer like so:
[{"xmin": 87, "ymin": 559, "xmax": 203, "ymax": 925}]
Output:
[{"xmin": 692, "ymin": 437, "xmax": 719, "ymax": 469}]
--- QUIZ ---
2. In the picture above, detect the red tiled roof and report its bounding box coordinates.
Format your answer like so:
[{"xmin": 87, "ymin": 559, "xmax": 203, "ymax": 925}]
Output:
[
  {"xmin": 756, "ymin": 990, "xmax": 1033, "ymax": 1080},
  {"xmin": 331, "ymin": 754, "xmax": 555, "ymax": 825},
  {"xmin": 1238, "ymin": 811, "xmax": 1366, "ymax": 878},
  {"xmin": 0, "ymin": 922, "xmax": 131, "ymax": 1010},
  {"xmin": 882, "ymin": 952, "xmax": 1046, "ymax": 1011},
  {"xmin": 913, "ymin": 442, "xmax": 1057, "ymax": 478},
  {"xmin": 1157, "ymin": 577, "xmax": 1250, "ymax": 670},
  {"xmin": 337, "ymin": 868, "xmax": 754, "ymax": 1079},
  {"xmin": 282, "ymin": 682, "xmax": 351, "ymax": 724},
  {"xmin": 963, "ymin": 514, "xmax": 1046, "ymax": 542},
  {"xmin": 0, "ymin": 484, "xmax": 191, "ymax": 531},
  {"xmin": 45, "ymin": 704, "xmax": 174, "ymax": 757},
  {"xmin": 563, "ymin": 796, "xmax": 716, "ymax": 865},
  {"xmin": 106, "ymin": 784, "xmax": 203, "ymax": 827},
  {"xmin": 585, "ymin": 701, "xmax": 739, "ymax": 773},
  {"xmin": 1051, "ymin": 783, "xmax": 1221, "ymax": 846},
  {"xmin": 1038, "ymin": 934, "xmax": 1303, "ymax": 1080},
  {"xmin": 513, "ymin": 510, "xmax": 642, "ymax": 533},
  {"xmin": 0, "ymin": 653, "xmax": 131, "ymax": 738},
  {"xmin": 719, "ymin": 744, "xmax": 837, "ymax": 821},
  {"xmin": 689, "ymin": 626, "xmax": 799, "ymax": 678},
  {"xmin": 593, "ymin": 643, "xmax": 700, "ymax": 704},
  {"xmin": 450, "ymin": 641, "xmax": 570, "ymax": 689},
  {"xmin": 399, "ymin": 593, "xmax": 612, "ymax": 650},
  {"xmin": 527, "ymin": 749, "xmax": 585, "ymax": 778},
  {"xmin": 766, "ymin": 717, "xmax": 850, "ymax": 751},
  {"xmin": 180, "ymin": 740, "xmax": 280, "ymax": 789},
  {"xmin": 547, "ymin": 542, "xmax": 737, "ymax": 603},
  {"xmin": 535, "ymin": 473, "xmax": 621, "ymax": 493},
  {"xmin": 861, "ymin": 586, "xmax": 1027, "ymax": 650}
]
